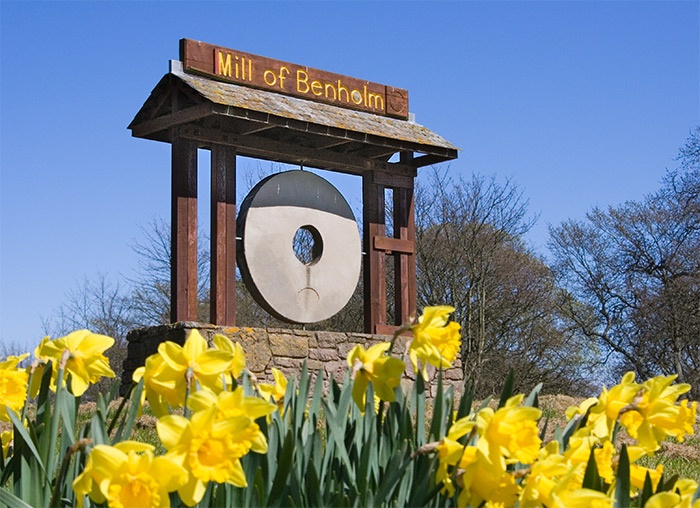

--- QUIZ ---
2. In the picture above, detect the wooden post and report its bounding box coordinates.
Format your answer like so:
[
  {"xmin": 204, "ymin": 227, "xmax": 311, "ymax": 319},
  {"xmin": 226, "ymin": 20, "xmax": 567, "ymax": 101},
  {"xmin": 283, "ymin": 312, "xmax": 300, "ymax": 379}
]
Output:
[
  {"xmin": 210, "ymin": 145, "xmax": 237, "ymax": 325},
  {"xmin": 363, "ymin": 171, "xmax": 386, "ymax": 333},
  {"xmin": 393, "ymin": 156, "xmax": 416, "ymax": 326},
  {"xmin": 171, "ymin": 135, "xmax": 198, "ymax": 322}
]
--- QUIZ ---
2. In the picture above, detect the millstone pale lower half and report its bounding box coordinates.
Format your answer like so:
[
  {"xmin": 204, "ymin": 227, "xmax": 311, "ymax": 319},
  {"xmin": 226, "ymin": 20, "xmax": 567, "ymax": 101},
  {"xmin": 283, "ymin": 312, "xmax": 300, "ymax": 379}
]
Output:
[{"xmin": 237, "ymin": 170, "xmax": 362, "ymax": 324}]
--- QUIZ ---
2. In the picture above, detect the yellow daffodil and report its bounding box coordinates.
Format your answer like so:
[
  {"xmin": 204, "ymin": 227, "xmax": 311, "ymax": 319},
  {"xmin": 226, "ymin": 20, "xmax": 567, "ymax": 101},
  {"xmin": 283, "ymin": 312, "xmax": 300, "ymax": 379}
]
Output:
[
  {"xmin": 0, "ymin": 353, "xmax": 29, "ymax": 421},
  {"xmin": 72, "ymin": 441, "xmax": 187, "ymax": 508},
  {"xmin": 593, "ymin": 440, "xmax": 616, "ymax": 484},
  {"xmin": 188, "ymin": 387, "xmax": 276, "ymax": 454},
  {"xmin": 347, "ymin": 342, "xmax": 405, "ymax": 411},
  {"xmin": 258, "ymin": 368, "xmax": 288, "ymax": 414},
  {"xmin": 157, "ymin": 330, "xmax": 234, "ymax": 395},
  {"xmin": 519, "ymin": 441, "xmax": 574, "ymax": 507},
  {"xmin": 435, "ymin": 417, "xmax": 476, "ymax": 496},
  {"xmin": 212, "ymin": 334, "xmax": 246, "ymax": 385},
  {"xmin": 1, "ymin": 430, "xmax": 12, "ymax": 460},
  {"xmin": 525, "ymin": 458, "xmax": 588, "ymax": 508},
  {"xmin": 456, "ymin": 447, "xmax": 520, "ymax": 508},
  {"xmin": 132, "ymin": 353, "xmax": 183, "ymax": 418},
  {"xmin": 38, "ymin": 330, "xmax": 115, "ymax": 396},
  {"xmin": 476, "ymin": 394, "xmax": 542, "ymax": 465},
  {"xmin": 409, "ymin": 306, "xmax": 461, "ymax": 378},
  {"xmin": 28, "ymin": 337, "xmax": 52, "ymax": 398},
  {"xmin": 618, "ymin": 374, "xmax": 697, "ymax": 453},
  {"xmin": 584, "ymin": 371, "xmax": 641, "ymax": 440},
  {"xmin": 553, "ymin": 488, "xmax": 613, "ymax": 508},
  {"xmin": 643, "ymin": 479, "xmax": 700, "ymax": 508},
  {"xmin": 564, "ymin": 434, "xmax": 601, "ymax": 468},
  {"xmin": 157, "ymin": 405, "xmax": 263, "ymax": 506}
]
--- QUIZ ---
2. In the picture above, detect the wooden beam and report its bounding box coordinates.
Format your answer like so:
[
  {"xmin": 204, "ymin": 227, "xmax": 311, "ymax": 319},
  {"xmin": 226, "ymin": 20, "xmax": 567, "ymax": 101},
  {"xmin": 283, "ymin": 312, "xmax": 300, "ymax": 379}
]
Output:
[
  {"xmin": 373, "ymin": 236, "xmax": 415, "ymax": 254},
  {"xmin": 211, "ymin": 145, "xmax": 237, "ymax": 325},
  {"xmin": 394, "ymin": 152, "xmax": 417, "ymax": 326},
  {"xmin": 171, "ymin": 136, "xmax": 199, "ymax": 322},
  {"xmin": 363, "ymin": 172, "xmax": 386, "ymax": 333},
  {"xmin": 131, "ymin": 104, "xmax": 212, "ymax": 138},
  {"xmin": 372, "ymin": 171, "xmax": 414, "ymax": 189},
  {"xmin": 409, "ymin": 153, "xmax": 453, "ymax": 168},
  {"xmin": 177, "ymin": 123, "xmax": 417, "ymax": 178}
]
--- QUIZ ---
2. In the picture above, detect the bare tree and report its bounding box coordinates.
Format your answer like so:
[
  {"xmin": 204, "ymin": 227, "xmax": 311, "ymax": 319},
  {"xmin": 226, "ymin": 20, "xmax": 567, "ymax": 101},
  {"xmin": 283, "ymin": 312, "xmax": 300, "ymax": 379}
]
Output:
[
  {"xmin": 549, "ymin": 127, "xmax": 700, "ymax": 395},
  {"xmin": 415, "ymin": 169, "xmax": 592, "ymax": 395},
  {"xmin": 42, "ymin": 273, "xmax": 135, "ymax": 345},
  {"xmin": 128, "ymin": 218, "xmax": 211, "ymax": 327}
]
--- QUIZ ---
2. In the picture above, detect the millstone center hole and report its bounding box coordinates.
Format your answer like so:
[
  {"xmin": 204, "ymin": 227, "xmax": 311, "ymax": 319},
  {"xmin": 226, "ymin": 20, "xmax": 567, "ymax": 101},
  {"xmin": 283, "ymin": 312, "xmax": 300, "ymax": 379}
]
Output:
[{"xmin": 293, "ymin": 226, "xmax": 323, "ymax": 265}]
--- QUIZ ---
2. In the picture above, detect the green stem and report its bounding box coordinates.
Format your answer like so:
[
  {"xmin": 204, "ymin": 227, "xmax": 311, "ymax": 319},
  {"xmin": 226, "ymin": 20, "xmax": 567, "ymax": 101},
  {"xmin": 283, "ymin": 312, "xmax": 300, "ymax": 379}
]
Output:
[
  {"xmin": 106, "ymin": 386, "xmax": 132, "ymax": 436},
  {"xmin": 387, "ymin": 324, "xmax": 411, "ymax": 357},
  {"xmin": 184, "ymin": 367, "xmax": 193, "ymax": 419},
  {"xmin": 45, "ymin": 349, "xmax": 69, "ymax": 506},
  {"xmin": 50, "ymin": 438, "xmax": 91, "ymax": 508}
]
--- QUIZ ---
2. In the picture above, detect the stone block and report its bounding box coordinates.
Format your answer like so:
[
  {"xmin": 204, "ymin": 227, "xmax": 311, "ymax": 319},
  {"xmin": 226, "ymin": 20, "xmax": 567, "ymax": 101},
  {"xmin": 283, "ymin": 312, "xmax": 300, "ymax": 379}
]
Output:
[
  {"xmin": 235, "ymin": 331, "xmax": 272, "ymax": 372},
  {"xmin": 273, "ymin": 357, "xmax": 306, "ymax": 371},
  {"xmin": 309, "ymin": 348, "xmax": 340, "ymax": 362},
  {"xmin": 445, "ymin": 367, "xmax": 464, "ymax": 381},
  {"xmin": 337, "ymin": 342, "xmax": 357, "ymax": 358},
  {"xmin": 347, "ymin": 333, "xmax": 372, "ymax": 344},
  {"xmin": 316, "ymin": 331, "xmax": 346, "ymax": 348},
  {"xmin": 269, "ymin": 333, "xmax": 309, "ymax": 358}
]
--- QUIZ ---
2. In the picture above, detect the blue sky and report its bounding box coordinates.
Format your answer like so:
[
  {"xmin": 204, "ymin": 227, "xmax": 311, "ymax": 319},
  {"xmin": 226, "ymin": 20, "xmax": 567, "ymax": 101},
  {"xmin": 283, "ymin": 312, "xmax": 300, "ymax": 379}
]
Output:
[{"xmin": 1, "ymin": 1, "xmax": 698, "ymax": 348}]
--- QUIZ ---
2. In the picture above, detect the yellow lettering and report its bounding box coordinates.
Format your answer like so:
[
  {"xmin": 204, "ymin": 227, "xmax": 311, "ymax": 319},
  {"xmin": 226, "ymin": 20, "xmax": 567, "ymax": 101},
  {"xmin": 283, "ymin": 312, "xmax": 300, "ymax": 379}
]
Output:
[
  {"xmin": 337, "ymin": 80, "xmax": 349, "ymax": 103},
  {"xmin": 367, "ymin": 92, "xmax": 385, "ymax": 111},
  {"xmin": 297, "ymin": 69, "xmax": 309, "ymax": 93},
  {"xmin": 324, "ymin": 82, "xmax": 337, "ymax": 100},
  {"xmin": 264, "ymin": 69, "xmax": 277, "ymax": 86},
  {"xmin": 311, "ymin": 80, "xmax": 323, "ymax": 96},
  {"xmin": 249, "ymin": 58, "xmax": 253, "ymax": 81},
  {"xmin": 278, "ymin": 66, "xmax": 290, "ymax": 89},
  {"xmin": 351, "ymin": 89, "xmax": 363, "ymax": 105},
  {"xmin": 217, "ymin": 51, "xmax": 232, "ymax": 77}
]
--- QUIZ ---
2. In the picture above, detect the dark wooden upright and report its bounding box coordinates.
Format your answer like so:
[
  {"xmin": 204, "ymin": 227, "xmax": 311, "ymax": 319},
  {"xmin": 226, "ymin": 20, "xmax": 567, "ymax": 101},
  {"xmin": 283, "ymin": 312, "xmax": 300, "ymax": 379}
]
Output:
[
  {"xmin": 171, "ymin": 134, "xmax": 199, "ymax": 322},
  {"xmin": 362, "ymin": 172, "xmax": 387, "ymax": 333},
  {"xmin": 210, "ymin": 145, "xmax": 237, "ymax": 325}
]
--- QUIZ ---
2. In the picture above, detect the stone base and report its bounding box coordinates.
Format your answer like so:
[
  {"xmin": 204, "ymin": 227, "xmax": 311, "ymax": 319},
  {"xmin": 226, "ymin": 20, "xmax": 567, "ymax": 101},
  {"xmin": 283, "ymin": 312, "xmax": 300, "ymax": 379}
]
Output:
[{"xmin": 120, "ymin": 322, "xmax": 464, "ymax": 397}]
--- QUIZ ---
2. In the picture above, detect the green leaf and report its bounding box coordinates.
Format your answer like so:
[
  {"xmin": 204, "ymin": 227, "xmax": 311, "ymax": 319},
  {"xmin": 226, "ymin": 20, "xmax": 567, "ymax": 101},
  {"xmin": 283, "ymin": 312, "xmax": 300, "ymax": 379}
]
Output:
[
  {"xmin": 414, "ymin": 374, "xmax": 426, "ymax": 446},
  {"xmin": 0, "ymin": 487, "xmax": 33, "ymax": 508},
  {"xmin": 429, "ymin": 370, "xmax": 444, "ymax": 441},
  {"xmin": 456, "ymin": 380, "xmax": 474, "ymax": 421},
  {"xmin": 294, "ymin": 362, "xmax": 310, "ymax": 432},
  {"xmin": 113, "ymin": 378, "xmax": 144, "ymax": 444},
  {"xmin": 321, "ymin": 397, "xmax": 356, "ymax": 487},
  {"xmin": 614, "ymin": 444, "xmax": 631, "ymax": 508},
  {"xmin": 582, "ymin": 446, "xmax": 603, "ymax": 491},
  {"xmin": 640, "ymin": 471, "xmax": 654, "ymax": 507},
  {"xmin": 269, "ymin": 428, "xmax": 295, "ymax": 507},
  {"xmin": 374, "ymin": 441, "xmax": 411, "ymax": 503},
  {"xmin": 523, "ymin": 382, "xmax": 543, "ymax": 408},
  {"xmin": 7, "ymin": 409, "xmax": 45, "ymax": 476},
  {"xmin": 59, "ymin": 390, "xmax": 77, "ymax": 449},
  {"xmin": 497, "ymin": 369, "xmax": 515, "ymax": 408},
  {"xmin": 662, "ymin": 474, "xmax": 680, "ymax": 493},
  {"xmin": 106, "ymin": 389, "xmax": 131, "ymax": 437}
]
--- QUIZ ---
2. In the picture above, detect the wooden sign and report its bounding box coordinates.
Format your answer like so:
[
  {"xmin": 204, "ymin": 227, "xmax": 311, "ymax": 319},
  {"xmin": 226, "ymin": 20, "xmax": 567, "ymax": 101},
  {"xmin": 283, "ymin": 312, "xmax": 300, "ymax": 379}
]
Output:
[{"xmin": 180, "ymin": 38, "xmax": 409, "ymax": 120}]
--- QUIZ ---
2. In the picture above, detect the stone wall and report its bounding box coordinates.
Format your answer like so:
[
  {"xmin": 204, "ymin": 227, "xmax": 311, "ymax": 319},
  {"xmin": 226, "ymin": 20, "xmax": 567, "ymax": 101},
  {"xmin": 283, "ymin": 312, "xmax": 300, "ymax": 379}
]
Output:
[{"xmin": 121, "ymin": 322, "xmax": 464, "ymax": 397}]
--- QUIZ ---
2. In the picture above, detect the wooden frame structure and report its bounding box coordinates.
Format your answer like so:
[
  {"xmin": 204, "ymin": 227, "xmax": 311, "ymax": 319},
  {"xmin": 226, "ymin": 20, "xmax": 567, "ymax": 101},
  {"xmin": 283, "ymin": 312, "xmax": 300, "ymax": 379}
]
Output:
[{"xmin": 129, "ymin": 53, "xmax": 457, "ymax": 334}]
